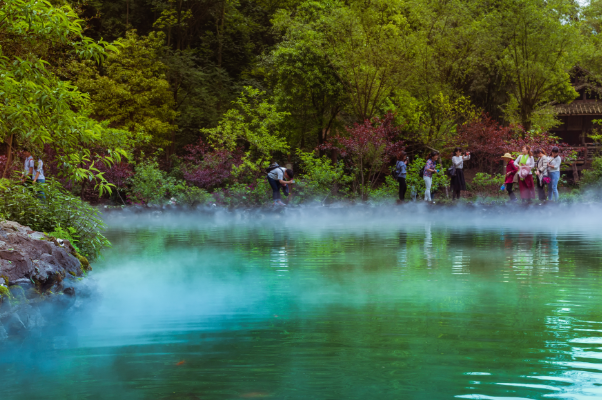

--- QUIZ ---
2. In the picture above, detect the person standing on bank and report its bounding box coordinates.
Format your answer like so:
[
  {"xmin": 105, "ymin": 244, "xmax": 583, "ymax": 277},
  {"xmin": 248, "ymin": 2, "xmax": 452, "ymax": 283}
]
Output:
[
  {"xmin": 21, "ymin": 149, "xmax": 34, "ymax": 183},
  {"xmin": 515, "ymin": 146, "xmax": 535, "ymax": 202},
  {"xmin": 266, "ymin": 163, "xmax": 294, "ymax": 206},
  {"xmin": 451, "ymin": 147, "xmax": 470, "ymax": 200},
  {"xmin": 394, "ymin": 151, "xmax": 408, "ymax": 202},
  {"xmin": 502, "ymin": 153, "xmax": 518, "ymax": 201},
  {"xmin": 32, "ymin": 156, "xmax": 46, "ymax": 201},
  {"xmin": 424, "ymin": 151, "xmax": 439, "ymax": 202},
  {"xmin": 547, "ymin": 147, "xmax": 562, "ymax": 201},
  {"xmin": 534, "ymin": 148, "xmax": 549, "ymax": 202}
]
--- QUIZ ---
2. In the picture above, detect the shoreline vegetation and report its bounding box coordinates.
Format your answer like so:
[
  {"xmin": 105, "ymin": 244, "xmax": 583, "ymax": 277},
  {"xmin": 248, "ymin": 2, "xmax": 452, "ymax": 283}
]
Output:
[{"xmin": 5, "ymin": 0, "xmax": 602, "ymax": 262}]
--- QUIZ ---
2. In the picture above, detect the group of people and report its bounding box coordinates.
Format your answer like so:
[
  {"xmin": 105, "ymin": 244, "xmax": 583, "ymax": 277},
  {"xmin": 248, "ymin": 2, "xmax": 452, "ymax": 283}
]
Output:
[
  {"xmin": 393, "ymin": 146, "xmax": 562, "ymax": 203},
  {"xmin": 502, "ymin": 146, "xmax": 561, "ymax": 202},
  {"xmin": 20, "ymin": 149, "xmax": 46, "ymax": 200}
]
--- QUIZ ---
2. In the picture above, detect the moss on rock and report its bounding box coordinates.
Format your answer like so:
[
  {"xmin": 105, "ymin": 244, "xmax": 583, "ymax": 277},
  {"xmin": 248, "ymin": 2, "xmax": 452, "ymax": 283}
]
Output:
[{"xmin": 75, "ymin": 253, "xmax": 91, "ymax": 272}]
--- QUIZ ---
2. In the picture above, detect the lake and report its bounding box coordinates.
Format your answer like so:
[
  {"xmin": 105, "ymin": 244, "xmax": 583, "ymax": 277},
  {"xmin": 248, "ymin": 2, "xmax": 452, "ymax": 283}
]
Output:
[{"xmin": 2, "ymin": 207, "xmax": 602, "ymax": 399}]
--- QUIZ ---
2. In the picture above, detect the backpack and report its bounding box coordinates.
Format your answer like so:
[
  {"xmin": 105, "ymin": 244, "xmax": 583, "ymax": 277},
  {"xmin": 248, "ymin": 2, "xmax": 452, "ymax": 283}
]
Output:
[
  {"xmin": 419, "ymin": 166, "xmax": 425, "ymax": 178},
  {"xmin": 392, "ymin": 161, "xmax": 402, "ymax": 178},
  {"xmin": 446, "ymin": 165, "xmax": 456, "ymax": 177},
  {"xmin": 265, "ymin": 163, "xmax": 280, "ymax": 175}
]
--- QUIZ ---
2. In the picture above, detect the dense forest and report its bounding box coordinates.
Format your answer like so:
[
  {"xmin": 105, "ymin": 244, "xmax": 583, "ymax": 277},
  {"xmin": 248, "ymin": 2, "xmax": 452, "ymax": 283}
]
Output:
[{"xmin": 3, "ymin": 0, "xmax": 602, "ymax": 208}]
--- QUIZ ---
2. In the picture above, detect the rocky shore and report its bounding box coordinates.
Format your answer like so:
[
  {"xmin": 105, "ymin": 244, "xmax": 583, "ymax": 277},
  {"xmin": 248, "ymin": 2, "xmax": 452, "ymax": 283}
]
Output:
[{"xmin": 0, "ymin": 221, "xmax": 92, "ymax": 342}]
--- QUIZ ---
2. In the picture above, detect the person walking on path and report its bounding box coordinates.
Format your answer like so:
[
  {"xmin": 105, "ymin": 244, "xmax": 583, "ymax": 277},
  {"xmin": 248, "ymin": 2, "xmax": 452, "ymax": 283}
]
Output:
[
  {"xmin": 450, "ymin": 147, "xmax": 470, "ymax": 200},
  {"xmin": 515, "ymin": 146, "xmax": 535, "ymax": 202},
  {"xmin": 547, "ymin": 147, "xmax": 562, "ymax": 201},
  {"xmin": 394, "ymin": 151, "xmax": 408, "ymax": 203},
  {"xmin": 266, "ymin": 163, "xmax": 294, "ymax": 206},
  {"xmin": 534, "ymin": 148, "xmax": 549, "ymax": 202},
  {"xmin": 424, "ymin": 151, "xmax": 439, "ymax": 202},
  {"xmin": 502, "ymin": 153, "xmax": 518, "ymax": 201}
]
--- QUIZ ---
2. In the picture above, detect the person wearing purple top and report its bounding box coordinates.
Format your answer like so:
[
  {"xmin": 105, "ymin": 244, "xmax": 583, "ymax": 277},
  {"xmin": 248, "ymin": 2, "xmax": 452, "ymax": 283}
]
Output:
[{"xmin": 423, "ymin": 151, "xmax": 439, "ymax": 202}]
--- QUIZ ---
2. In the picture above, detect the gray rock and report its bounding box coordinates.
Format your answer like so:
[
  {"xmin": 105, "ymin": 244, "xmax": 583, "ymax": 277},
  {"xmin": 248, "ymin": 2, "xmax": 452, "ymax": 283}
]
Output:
[{"xmin": 0, "ymin": 221, "xmax": 82, "ymax": 284}]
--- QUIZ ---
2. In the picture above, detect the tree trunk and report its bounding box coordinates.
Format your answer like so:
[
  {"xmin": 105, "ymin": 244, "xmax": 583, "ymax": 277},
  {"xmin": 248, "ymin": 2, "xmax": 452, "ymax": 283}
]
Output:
[{"xmin": 2, "ymin": 134, "xmax": 14, "ymax": 179}]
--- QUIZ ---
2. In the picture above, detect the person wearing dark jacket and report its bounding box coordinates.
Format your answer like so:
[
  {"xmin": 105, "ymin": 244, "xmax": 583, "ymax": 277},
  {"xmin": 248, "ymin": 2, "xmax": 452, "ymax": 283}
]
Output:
[{"xmin": 450, "ymin": 147, "xmax": 470, "ymax": 200}]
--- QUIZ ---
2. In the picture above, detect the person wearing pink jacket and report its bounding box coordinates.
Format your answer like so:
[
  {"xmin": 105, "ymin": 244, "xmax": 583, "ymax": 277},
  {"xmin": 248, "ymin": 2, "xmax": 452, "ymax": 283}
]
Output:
[{"xmin": 502, "ymin": 153, "xmax": 518, "ymax": 201}]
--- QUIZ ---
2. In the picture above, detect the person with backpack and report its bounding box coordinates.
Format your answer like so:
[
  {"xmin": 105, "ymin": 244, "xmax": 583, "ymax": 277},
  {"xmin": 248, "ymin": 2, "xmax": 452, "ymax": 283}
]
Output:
[
  {"xmin": 423, "ymin": 151, "xmax": 439, "ymax": 202},
  {"xmin": 394, "ymin": 151, "xmax": 408, "ymax": 202},
  {"xmin": 450, "ymin": 147, "xmax": 470, "ymax": 201},
  {"xmin": 547, "ymin": 146, "xmax": 562, "ymax": 201},
  {"xmin": 266, "ymin": 163, "xmax": 295, "ymax": 206}
]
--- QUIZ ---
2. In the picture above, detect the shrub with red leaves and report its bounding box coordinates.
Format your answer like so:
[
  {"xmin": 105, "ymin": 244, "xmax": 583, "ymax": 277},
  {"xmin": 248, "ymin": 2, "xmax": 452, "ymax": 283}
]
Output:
[
  {"xmin": 321, "ymin": 112, "xmax": 404, "ymax": 198},
  {"xmin": 181, "ymin": 139, "xmax": 242, "ymax": 190},
  {"xmin": 457, "ymin": 114, "xmax": 577, "ymax": 173}
]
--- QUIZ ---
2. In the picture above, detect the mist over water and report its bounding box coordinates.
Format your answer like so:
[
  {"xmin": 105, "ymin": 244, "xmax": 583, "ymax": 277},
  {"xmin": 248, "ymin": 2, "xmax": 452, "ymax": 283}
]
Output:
[{"xmin": 2, "ymin": 205, "xmax": 602, "ymax": 399}]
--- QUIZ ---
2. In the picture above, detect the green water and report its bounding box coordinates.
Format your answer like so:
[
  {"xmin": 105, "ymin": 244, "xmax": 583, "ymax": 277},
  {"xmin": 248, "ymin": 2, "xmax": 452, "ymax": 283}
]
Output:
[{"xmin": 2, "ymin": 211, "xmax": 602, "ymax": 399}]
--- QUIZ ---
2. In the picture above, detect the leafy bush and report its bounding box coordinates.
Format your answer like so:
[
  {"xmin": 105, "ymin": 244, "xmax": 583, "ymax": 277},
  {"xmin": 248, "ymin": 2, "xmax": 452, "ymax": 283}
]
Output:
[
  {"xmin": 128, "ymin": 160, "xmax": 172, "ymax": 205},
  {"xmin": 215, "ymin": 178, "xmax": 272, "ymax": 208},
  {"xmin": 581, "ymin": 156, "xmax": 602, "ymax": 190},
  {"xmin": 296, "ymin": 150, "xmax": 353, "ymax": 202},
  {"xmin": 471, "ymin": 172, "xmax": 505, "ymax": 197},
  {"xmin": 169, "ymin": 182, "xmax": 213, "ymax": 206},
  {"xmin": 127, "ymin": 160, "xmax": 212, "ymax": 206},
  {"xmin": 366, "ymin": 176, "xmax": 398, "ymax": 203},
  {"xmin": 0, "ymin": 179, "xmax": 109, "ymax": 259}
]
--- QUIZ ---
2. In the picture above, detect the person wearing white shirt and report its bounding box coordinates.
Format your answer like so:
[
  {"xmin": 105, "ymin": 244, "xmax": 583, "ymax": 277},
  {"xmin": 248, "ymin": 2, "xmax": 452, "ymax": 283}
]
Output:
[
  {"xmin": 534, "ymin": 149, "xmax": 549, "ymax": 202},
  {"xmin": 547, "ymin": 147, "xmax": 561, "ymax": 201},
  {"xmin": 450, "ymin": 147, "xmax": 470, "ymax": 200},
  {"xmin": 21, "ymin": 150, "xmax": 34, "ymax": 183},
  {"xmin": 515, "ymin": 146, "xmax": 535, "ymax": 202}
]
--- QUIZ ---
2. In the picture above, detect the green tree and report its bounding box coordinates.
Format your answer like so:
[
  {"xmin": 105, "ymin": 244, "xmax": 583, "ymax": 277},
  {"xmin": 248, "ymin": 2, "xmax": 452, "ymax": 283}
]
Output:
[
  {"xmin": 71, "ymin": 31, "xmax": 178, "ymax": 153},
  {"xmin": 273, "ymin": 0, "xmax": 416, "ymax": 122},
  {"xmin": 201, "ymin": 87, "xmax": 290, "ymax": 176},
  {"xmin": 0, "ymin": 0, "xmax": 126, "ymax": 193},
  {"xmin": 494, "ymin": 0, "xmax": 581, "ymax": 131}
]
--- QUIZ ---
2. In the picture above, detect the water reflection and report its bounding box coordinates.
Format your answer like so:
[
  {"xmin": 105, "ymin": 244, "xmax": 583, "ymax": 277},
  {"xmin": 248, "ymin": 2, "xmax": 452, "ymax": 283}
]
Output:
[{"xmin": 1, "ymin": 212, "xmax": 602, "ymax": 399}]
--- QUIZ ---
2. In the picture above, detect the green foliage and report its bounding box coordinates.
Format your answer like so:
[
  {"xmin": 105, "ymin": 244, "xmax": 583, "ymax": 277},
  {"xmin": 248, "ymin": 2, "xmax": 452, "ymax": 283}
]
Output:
[
  {"xmin": 0, "ymin": 179, "xmax": 110, "ymax": 259},
  {"xmin": 47, "ymin": 224, "xmax": 81, "ymax": 254},
  {"xmin": 128, "ymin": 160, "xmax": 212, "ymax": 206},
  {"xmin": 273, "ymin": 0, "xmax": 414, "ymax": 121},
  {"xmin": 471, "ymin": 173, "xmax": 505, "ymax": 197},
  {"xmin": 0, "ymin": 0, "xmax": 126, "ymax": 193},
  {"xmin": 169, "ymin": 183, "xmax": 213, "ymax": 207},
  {"xmin": 128, "ymin": 160, "xmax": 171, "ymax": 205},
  {"xmin": 71, "ymin": 31, "xmax": 178, "ymax": 151},
  {"xmin": 220, "ymin": 178, "xmax": 272, "ymax": 208},
  {"xmin": 580, "ymin": 156, "xmax": 602, "ymax": 193},
  {"xmin": 495, "ymin": 0, "xmax": 581, "ymax": 130},
  {"xmin": 295, "ymin": 150, "xmax": 352, "ymax": 202},
  {"xmin": 366, "ymin": 176, "xmax": 399, "ymax": 204},
  {"xmin": 202, "ymin": 87, "xmax": 290, "ymax": 176}
]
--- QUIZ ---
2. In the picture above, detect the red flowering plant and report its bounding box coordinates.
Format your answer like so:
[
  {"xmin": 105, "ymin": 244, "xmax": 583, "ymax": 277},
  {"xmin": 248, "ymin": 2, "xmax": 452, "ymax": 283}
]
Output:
[
  {"xmin": 320, "ymin": 112, "xmax": 404, "ymax": 200},
  {"xmin": 181, "ymin": 139, "xmax": 242, "ymax": 190},
  {"xmin": 457, "ymin": 113, "xmax": 577, "ymax": 173}
]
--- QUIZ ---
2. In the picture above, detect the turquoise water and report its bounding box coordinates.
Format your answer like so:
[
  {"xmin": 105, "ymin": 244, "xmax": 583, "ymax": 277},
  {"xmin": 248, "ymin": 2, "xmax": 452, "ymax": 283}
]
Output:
[{"xmin": 2, "ymin": 209, "xmax": 602, "ymax": 399}]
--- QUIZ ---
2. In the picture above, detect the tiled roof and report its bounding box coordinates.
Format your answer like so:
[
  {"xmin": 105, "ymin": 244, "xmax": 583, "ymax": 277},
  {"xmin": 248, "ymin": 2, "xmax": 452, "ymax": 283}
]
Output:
[{"xmin": 555, "ymin": 101, "xmax": 602, "ymax": 115}]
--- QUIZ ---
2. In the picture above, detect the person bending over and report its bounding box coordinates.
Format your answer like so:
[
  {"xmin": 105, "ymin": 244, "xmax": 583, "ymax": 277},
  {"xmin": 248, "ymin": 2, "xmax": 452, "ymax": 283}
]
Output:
[{"xmin": 267, "ymin": 164, "xmax": 294, "ymax": 206}]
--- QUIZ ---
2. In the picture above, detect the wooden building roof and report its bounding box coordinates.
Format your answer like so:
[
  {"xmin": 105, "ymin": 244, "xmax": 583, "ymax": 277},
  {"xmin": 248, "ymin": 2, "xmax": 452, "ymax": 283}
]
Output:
[{"xmin": 556, "ymin": 100, "xmax": 602, "ymax": 116}]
